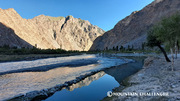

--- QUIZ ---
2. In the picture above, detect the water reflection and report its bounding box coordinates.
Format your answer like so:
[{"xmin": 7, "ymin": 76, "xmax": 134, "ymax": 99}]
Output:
[
  {"xmin": 45, "ymin": 57, "xmax": 145, "ymax": 101},
  {"xmin": 104, "ymin": 57, "xmax": 145, "ymax": 84},
  {"xmin": 0, "ymin": 64, "xmax": 99, "ymax": 100},
  {"xmin": 66, "ymin": 71, "xmax": 105, "ymax": 91},
  {"xmin": 45, "ymin": 72, "xmax": 119, "ymax": 101},
  {"xmin": 0, "ymin": 55, "xmax": 143, "ymax": 101}
]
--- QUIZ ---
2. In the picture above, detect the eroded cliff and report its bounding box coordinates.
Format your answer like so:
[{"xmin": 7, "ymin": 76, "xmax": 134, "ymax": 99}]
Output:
[{"xmin": 0, "ymin": 8, "xmax": 104, "ymax": 51}]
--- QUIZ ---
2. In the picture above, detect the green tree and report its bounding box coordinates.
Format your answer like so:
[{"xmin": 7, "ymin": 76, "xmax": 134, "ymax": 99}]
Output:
[
  {"xmin": 147, "ymin": 13, "xmax": 180, "ymax": 63},
  {"xmin": 127, "ymin": 45, "xmax": 130, "ymax": 51},
  {"xmin": 120, "ymin": 46, "xmax": 124, "ymax": 52},
  {"xmin": 147, "ymin": 25, "xmax": 171, "ymax": 62},
  {"xmin": 105, "ymin": 47, "xmax": 108, "ymax": 51},
  {"xmin": 131, "ymin": 45, "xmax": 134, "ymax": 50},
  {"xmin": 142, "ymin": 43, "xmax": 145, "ymax": 50},
  {"xmin": 158, "ymin": 13, "xmax": 180, "ymax": 59},
  {"xmin": 116, "ymin": 46, "xmax": 119, "ymax": 51},
  {"xmin": 113, "ymin": 46, "xmax": 115, "ymax": 51}
]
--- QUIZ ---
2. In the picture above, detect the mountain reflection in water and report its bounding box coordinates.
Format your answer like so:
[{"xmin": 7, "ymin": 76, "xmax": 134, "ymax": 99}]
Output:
[
  {"xmin": 45, "ymin": 71, "xmax": 119, "ymax": 101},
  {"xmin": 45, "ymin": 57, "xmax": 145, "ymax": 101},
  {"xmin": 66, "ymin": 71, "xmax": 105, "ymax": 91}
]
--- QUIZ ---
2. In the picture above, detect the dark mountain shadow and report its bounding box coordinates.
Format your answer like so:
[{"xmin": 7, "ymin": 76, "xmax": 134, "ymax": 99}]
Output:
[
  {"xmin": 89, "ymin": 35, "xmax": 103, "ymax": 51},
  {"xmin": 0, "ymin": 22, "xmax": 33, "ymax": 48}
]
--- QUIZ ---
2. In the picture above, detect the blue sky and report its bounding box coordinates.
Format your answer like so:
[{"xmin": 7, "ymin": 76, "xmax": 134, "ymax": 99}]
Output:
[{"xmin": 0, "ymin": 0, "xmax": 154, "ymax": 31}]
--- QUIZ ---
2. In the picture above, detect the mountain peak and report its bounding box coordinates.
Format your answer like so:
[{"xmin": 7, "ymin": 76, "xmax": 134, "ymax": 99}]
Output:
[
  {"xmin": 0, "ymin": 8, "xmax": 104, "ymax": 51},
  {"xmin": 1, "ymin": 8, "xmax": 17, "ymax": 13},
  {"xmin": 66, "ymin": 15, "xmax": 73, "ymax": 18},
  {"xmin": 7, "ymin": 8, "xmax": 15, "ymax": 11}
]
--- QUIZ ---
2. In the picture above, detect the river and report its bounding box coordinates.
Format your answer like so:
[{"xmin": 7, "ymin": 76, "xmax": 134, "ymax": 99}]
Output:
[
  {"xmin": 44, "ymin": 56, "xmax": 145, "ymax": 101},
  {"xmin": 0, "ymin": 54, "xmax": 144, "ymax": 101}
]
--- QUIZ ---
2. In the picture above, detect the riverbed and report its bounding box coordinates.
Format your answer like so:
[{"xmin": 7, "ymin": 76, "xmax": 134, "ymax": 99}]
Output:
[
  {"xmin": 44, "ymin": 56, "xmax": 145, "ymax": 101},
  {"xmin": 45, "ymin": 57, "xmax": 144, "ymax": 101},
  {"xmin": 0, "ymin": 54, "xmax": 144, "ymax": 101}
]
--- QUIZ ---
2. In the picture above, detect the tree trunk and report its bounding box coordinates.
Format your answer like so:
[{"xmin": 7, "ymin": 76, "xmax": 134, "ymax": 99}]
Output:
[
  {"xmin": 157, "ymin": 45, "xmax": 171, "ymax": 62},
  {"xmin": 175, "ymin": 41, "xmax": 178, "ymax": 59},
  {"xmin": 170, "ymin": 48, "xmax": 174, "ymax": 71},
  {"xmin": 175, "ymin": 45, "xmax": 178, "ymax": 59},
  {"xmin": 177, "ymin": 40, "xmax": 179, "ymax": 54}
]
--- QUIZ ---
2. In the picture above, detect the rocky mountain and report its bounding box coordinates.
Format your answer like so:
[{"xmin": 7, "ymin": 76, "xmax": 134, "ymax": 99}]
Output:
[
  {"xmin": 90, "ymin": 0, "xmax": 180, "ymax": 50},
  {"xmin": 0, "ymin": 8, "xmax": 104, "ymax": 51}
]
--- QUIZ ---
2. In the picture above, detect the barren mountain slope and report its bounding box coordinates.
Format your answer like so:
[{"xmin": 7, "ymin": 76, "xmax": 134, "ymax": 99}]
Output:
[
  {"xmin": 90, "ymin": 0, "xmax": 180, "ymax": 50},
  {"xmin": 0, "ymin": 8, "xmax": 104, "ymax": 51}
]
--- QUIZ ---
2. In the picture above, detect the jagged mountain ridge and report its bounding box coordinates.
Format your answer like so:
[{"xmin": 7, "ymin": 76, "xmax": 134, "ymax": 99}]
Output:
[
  {"xmin": 0, "ymin": 8, "xmax": 104, "ymax": 51},
  {"xmin": 90, "ymin": 0, "xmax": 180, "ymax": 50}
]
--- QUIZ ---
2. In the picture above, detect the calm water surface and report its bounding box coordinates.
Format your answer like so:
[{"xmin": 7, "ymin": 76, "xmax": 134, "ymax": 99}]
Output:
[
  {"xmin": 45, "ymin": 57, "xmax": 145, "ymax": 101},
  {"xmin": 45, "ymin": 73, "xmax": 118, "ymax": 101}
]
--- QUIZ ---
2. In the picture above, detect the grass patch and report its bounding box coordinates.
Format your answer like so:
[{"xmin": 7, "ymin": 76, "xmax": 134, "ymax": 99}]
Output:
[
  {"xmin": 90, "ymin": 49, "xmax": 161, "ymax": 54},
  {"xmin": 0, "ymin": 46, "xmax": 85, "ymax": 62}
]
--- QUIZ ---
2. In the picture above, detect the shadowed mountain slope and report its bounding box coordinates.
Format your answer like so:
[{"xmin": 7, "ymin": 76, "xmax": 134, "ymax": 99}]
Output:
[{"xmin": 90, "ymin": 0, "xmax": 180, "ymax": 50}]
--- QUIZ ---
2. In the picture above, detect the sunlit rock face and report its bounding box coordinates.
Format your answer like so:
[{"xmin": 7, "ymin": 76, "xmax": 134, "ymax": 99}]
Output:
[
  {"xmin": 0, "ymin": 8, "xmax": 104, "ymax": 51},
  {"xmin": 90, "ymin": 0, "xmax": 180, "ymax": 50}
]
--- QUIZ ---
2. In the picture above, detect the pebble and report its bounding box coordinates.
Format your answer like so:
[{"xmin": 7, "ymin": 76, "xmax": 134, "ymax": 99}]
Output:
[
  {"xmin": 138, "ymin": 74, "xmax": 144, "ymax": 77},
  {"xmin": 73, "ymin": 80, "xmax": 77, "ymax": 83},
  {"xmin": 43, "ymin": 89, "xmax": 48, "ymax": 92},
  {"xmin": 171, "ymin": 85, "xmax": 176, "ymax": 88},
  {"xmin": 25, "ymin": 91, "xmax": 39, "ymax": 98},
  {"xmin": 176, "ymin": 97, "xmax": 180, "ymax": 100},
  {"xmin": 64, "ymin": 83, "xmax": 68, "ymax": 86}
]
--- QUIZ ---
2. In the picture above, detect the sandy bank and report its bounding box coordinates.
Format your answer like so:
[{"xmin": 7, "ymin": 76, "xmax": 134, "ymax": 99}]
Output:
[{"xmin": 110, "ymin": 56, "xmax": 180, "ymax": 101}]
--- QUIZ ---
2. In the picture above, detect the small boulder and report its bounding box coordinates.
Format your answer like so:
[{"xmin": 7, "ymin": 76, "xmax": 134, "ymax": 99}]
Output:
[{"xmin": 143, "ymin": 57, "xmax": 155, "ymax": 68}]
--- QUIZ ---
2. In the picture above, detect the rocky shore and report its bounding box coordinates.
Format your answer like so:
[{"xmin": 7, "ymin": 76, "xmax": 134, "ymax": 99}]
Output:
[{"xmin": 110, "ymin": 56, "xmax": 180, "ymax": 101}]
